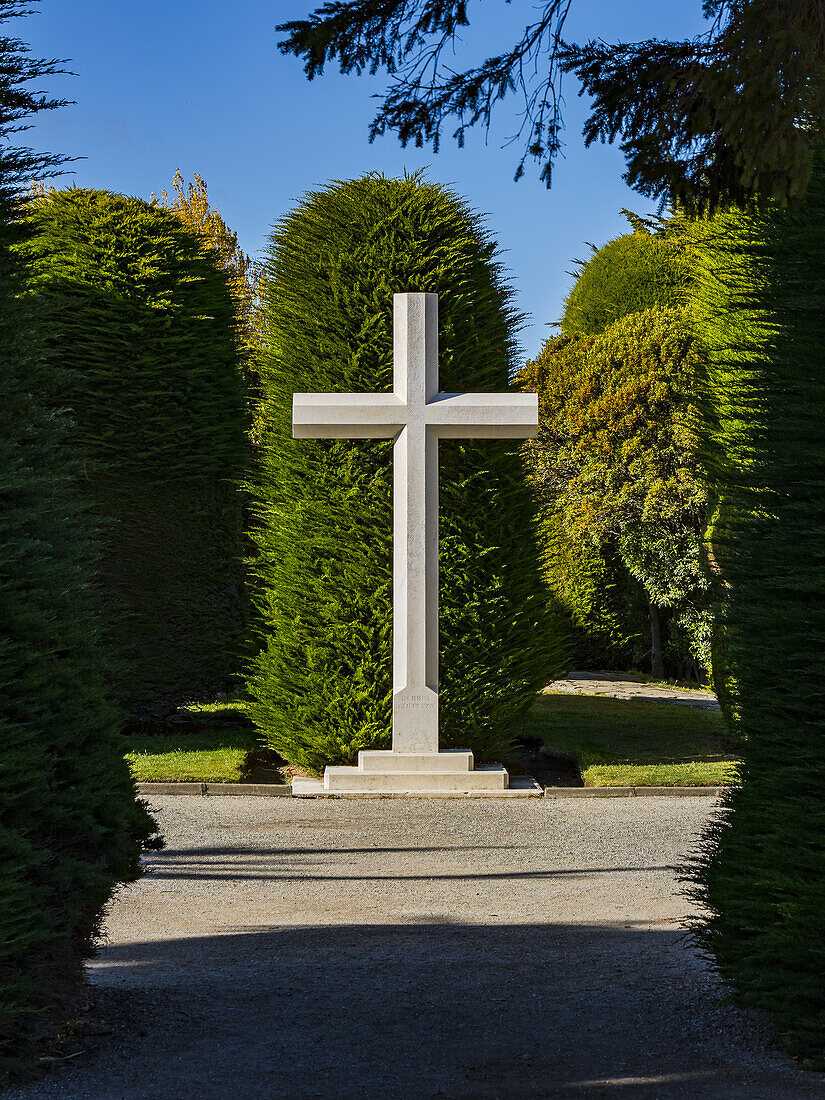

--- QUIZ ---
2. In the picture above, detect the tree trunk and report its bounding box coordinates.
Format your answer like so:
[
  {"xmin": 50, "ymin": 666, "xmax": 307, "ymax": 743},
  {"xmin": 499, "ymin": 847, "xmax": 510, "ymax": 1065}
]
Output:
[{"xmin": 648, "ymin": 596, "xmax": 665, "ymax": 679}]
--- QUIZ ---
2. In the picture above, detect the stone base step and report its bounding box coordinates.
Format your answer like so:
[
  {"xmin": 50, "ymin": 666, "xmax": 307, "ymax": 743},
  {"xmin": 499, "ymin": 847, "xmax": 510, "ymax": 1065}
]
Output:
[
  {"xmin": 323, "ymin": 762, "xmax": 507, "ymax": 793},
  {"xmin": 292, "ymin": 774, "xmax": 544, "ymax": 798},
  {"xmin": 357, "ymin": 750, "xmax": 475, "ymax": 773}
]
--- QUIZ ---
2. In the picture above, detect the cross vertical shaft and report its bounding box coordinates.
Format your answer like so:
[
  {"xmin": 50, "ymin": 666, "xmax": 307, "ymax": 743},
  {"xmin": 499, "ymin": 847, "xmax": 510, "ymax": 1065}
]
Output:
[{"xmin": 392, "ymin": 293, "xmax": 439, "ymax": 753}]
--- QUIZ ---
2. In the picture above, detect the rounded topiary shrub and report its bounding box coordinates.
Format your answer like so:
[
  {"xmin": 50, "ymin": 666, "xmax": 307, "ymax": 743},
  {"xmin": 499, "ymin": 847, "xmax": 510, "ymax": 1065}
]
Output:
[
  {"xmin": 20, "ymin": 188, "xmax": 247, "ymax": 716},
  {"xmin": 562, "ymin": 225, "xmax": 688, "ymax": 336},
  {"xmin": 248, "ymin": 175, "xmax": 560, "ymax": 773}
]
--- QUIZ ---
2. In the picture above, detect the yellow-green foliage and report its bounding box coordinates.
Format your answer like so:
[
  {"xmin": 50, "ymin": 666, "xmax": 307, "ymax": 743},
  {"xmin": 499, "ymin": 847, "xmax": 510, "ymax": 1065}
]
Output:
[
  {"xmin": 519, "ymin": 308, "xmax": 710, "ymax": 671},
  {"xmin": 19, "ymin": 188, "xmax": 247, "ymax": 716},
  {"xmin": 248, "ymin": 175, "xmax": 561, "ymax": 773},
  {"xmin": 562, "ymin": 225, "xmax": 689, "ymax": 336}
]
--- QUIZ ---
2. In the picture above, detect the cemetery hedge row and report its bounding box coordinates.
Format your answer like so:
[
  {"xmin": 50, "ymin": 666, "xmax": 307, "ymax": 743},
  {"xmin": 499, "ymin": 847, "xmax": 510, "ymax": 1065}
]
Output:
[
  {"xmin": 0, "ymin": 184, "xmax": 159, "ymax": 1076},
  {"xmin": 19, "ymin": 189, "xmax": 248, "ymax": 717},
  {"xmin": 689, "ymin": 156, "xmax": 825, "ymax": 1059},
  {"xmin": 247, "ymin": 175, "xmax": 561, "ymax": 771}
]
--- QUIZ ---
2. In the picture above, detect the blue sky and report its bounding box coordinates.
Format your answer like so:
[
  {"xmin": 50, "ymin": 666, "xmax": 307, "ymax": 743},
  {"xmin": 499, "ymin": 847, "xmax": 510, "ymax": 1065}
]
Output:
[{"xmin": 23, "ymin": 1, "xmax": 707, "ymax": 358}]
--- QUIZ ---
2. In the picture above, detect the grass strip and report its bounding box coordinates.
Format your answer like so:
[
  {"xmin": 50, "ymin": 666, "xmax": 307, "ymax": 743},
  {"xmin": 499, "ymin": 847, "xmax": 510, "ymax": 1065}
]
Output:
[
  {"xmin": 124, "ymin": 729, "xmax": 257, "ymax": 783},
  {"xmin": 525, "ymin": 692, "xmax": 739, "ymax": 787}
]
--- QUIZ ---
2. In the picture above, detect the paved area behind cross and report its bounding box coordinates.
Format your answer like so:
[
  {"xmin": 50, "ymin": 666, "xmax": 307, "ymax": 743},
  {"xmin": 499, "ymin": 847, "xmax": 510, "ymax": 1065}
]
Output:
[{"xmin": 9, "ymin": 797, "xmax": 824, "ymax": 1099}]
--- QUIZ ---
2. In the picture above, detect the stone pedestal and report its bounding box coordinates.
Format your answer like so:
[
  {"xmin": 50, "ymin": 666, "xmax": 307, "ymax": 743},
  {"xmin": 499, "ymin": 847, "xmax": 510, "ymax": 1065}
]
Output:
[{"xmin": 292, "ymin": 750, "xmax": 542, "ymax": 797}]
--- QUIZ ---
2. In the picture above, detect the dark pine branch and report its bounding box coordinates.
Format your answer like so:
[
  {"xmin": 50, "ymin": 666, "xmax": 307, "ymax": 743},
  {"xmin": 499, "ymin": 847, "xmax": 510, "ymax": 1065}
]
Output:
[
  {"xmin": 278, "ymin": 0, "xmax": 825, "ymax": 209},
  {"xmin": 279, "ymin": 0, "xmax": 572, "ymax": 188},
  {"xmin": 1, "ymin": 0, "xmax": 71, "ymax": 186},
  {"xmin": 278, "ymin": 0, "xmax": 473, "ymax": 78}
]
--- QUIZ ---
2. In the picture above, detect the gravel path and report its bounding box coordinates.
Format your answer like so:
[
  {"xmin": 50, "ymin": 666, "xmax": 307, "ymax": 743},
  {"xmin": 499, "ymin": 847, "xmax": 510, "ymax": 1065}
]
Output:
[
  {"xmin": 545, "ymin": 671, "xmax": 720, "ymax": 710},
  {"xmin": 8, "ymin": 796, "xmax": 823, "ymax": 1100}
]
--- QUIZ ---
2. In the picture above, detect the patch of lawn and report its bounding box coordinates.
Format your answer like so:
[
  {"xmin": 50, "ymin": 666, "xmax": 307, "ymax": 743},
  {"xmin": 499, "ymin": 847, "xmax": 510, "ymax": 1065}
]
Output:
[
  {"xmin": 124, "ymin": 729, "xmax": 258, "ymax": 783},
  {"xmin": 525, "ymin": 692, "xmax": 739, "ymax": 787},
  {"xmin": 180, "ymin": 698, "xmax": 248, "ymax": 718}
]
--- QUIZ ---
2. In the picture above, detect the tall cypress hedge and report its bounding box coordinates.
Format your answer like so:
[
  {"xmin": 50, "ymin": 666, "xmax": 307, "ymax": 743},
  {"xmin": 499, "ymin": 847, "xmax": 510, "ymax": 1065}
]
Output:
[
  {"xmin": 20, "ymin": 188, "xmax": 247, "ymax": 717},
  {"xmin": 249, "ymin": 175, "xmax": 560, "ymax": 773},
  {"xmin": 0, "ymin": 187, "xmax": 159, "ymax": 1075},
  {"xmin": 689, "ymin": 157, "xmax": 825, "ymax": 1058}
]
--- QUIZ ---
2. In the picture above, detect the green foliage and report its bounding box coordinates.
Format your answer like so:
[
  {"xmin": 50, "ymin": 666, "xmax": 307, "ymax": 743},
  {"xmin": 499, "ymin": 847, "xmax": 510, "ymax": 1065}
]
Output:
[
  {"xmin": 519, "ymin": 307, "xmax": 710, "ymax": 676},
  {"xmin": 561, "ymin": 224, "xmax": 688, "ymax": 336},
  {"xmin": 19, "ymin": 188, "xmax": 248, "ymax": 716},
  {"xmin": 567, "ymin": 5, "xmax": 825, "ymax": 211},
  {"xmin": 0, "ymin": 193, "xmax": 158, "ymax": 1078},
  {"xmin": 0, "ymin": 0, "xmax": 67, "ymax": 188},
  {"xmin": 688, "ymin": 155, "xmax": 825, "ymax": 1060},
  {"xmin": 248, "ymin": 174, "xmax": 560, "ymax": 773},
  {"xmin": 539, "ymin": 512, "xmax": 650, "ymax": 670}
]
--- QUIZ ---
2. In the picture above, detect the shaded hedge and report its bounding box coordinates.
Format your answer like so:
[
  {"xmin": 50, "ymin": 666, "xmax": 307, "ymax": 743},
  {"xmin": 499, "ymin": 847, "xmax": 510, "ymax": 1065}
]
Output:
[
  {"xmin": 0, "ymin": 185, "xmax": 159, "ymax": 1075},
  {"xmin": 688, "ymin": 157, "xmax": 825, "ymax": 1059},
  {"xmin": 539, "ymin": 511, "xmax": 650, "ymax": 671},
  {"xmin": 20, "ymin": 188, "xmax": 247, "ymax": 716},
  {"xmin": 248, "ymin": 175, "xmax": 560, "ymax": 772}
]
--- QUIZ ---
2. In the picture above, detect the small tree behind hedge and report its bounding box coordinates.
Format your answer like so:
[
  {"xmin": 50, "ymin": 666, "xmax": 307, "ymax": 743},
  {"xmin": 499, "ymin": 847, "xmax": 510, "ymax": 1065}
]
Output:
[
  {"xmin": 249, "ymin": 175, "xmax": 560, "ymax": 772},
  {"xmin": 688, "ymin": 158, "xmax": 825, "ymax": 1060},
  {"xmin": 20, "ymin": 188, "xmax": 247, "ymax": 716}
]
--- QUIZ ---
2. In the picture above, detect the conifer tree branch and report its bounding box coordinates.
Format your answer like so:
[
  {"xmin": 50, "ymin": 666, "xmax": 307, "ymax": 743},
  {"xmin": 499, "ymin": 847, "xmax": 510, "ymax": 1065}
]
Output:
[
  {"xmin": 0, "ymin": 0, "xmax": 71, "ymax": 185},
  {"xmin": 278, "ymin": 0, "xmax": 825, "ymax": 209}
]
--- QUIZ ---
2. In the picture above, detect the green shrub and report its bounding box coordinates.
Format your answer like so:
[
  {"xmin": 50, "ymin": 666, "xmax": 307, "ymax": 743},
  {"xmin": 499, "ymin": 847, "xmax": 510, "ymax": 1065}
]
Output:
[
  {"xmin": 519, "ymin": 308, "xmax": 710, "ymax": 679},
  {"xmin": 20, "ymin": 188, "xmax": 247, "ymax": 716},
  {"xmin": 0, "ymin": 185, "xmax": 159, "ymax": 1075},
  {"xmin": 562, "ymin": 223, "xmax": 688, "ymax": 336},
  {"xmin": 248, "ymin": 175, "xmax": 560, "ymax": 773},
  {"xmin": 540, "ymin": 512, "xmax": 650, "ymax": 670},
  {"xmin": 688, "ymin": 157, "xmax": 825, "ymax": 1060}
]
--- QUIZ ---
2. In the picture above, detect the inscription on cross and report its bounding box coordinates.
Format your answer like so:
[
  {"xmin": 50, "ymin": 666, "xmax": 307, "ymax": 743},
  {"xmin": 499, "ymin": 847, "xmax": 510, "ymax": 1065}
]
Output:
[{"xmin": 292, "ymin": 293, "xmax": 538, "ymax": 793}]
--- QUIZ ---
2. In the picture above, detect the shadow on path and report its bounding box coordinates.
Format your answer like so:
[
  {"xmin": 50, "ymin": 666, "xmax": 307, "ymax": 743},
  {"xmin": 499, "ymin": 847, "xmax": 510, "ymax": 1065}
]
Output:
[{"xmin": 12, "ymin": 922, "xmax": 824, "ymax": 1100}]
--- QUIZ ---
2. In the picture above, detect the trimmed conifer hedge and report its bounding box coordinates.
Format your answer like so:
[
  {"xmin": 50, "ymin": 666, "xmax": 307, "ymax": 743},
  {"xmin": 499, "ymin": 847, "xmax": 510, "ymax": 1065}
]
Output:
[
  {"xmin": 20, "ymin": 188, "xmax": 247, "ymax": 716},
  {"xmin": 0, "ymin": 187, "xmax": 159, "ymax": 1075},
  {"xmin": 248, "ymin": 175, "xmax": 560, "ymax": 772},
  {"xmin": 689, "ymin": 158, "xmax": 825, "ymax": 1059},
  {"xmin": 545, "ymin": 219, "xmax": 698, "ymax": 672},
  {"xmin": 561, "ymin": 224, "xmax": 689, "ymax": 336}
]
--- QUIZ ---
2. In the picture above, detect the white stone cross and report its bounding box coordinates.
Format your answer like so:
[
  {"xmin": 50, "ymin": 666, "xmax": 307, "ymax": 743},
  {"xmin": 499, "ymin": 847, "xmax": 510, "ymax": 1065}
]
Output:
[{"xmin": 292, "ymin": 292, "xmax": 538, "ymax": 795}]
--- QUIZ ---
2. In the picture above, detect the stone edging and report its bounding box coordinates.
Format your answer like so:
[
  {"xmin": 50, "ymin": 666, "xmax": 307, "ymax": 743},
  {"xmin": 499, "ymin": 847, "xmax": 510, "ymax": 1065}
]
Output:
[
  {"xmin": 136, "ymin": 781, "xmax": 730, "ymax": 799},
  {"xmin": 136, "ymin": 782, "xmax": 292, "ymax": 797},
  {"xmin": 544, "ymin": 785, "xmax": 728, "ymax": 798}
]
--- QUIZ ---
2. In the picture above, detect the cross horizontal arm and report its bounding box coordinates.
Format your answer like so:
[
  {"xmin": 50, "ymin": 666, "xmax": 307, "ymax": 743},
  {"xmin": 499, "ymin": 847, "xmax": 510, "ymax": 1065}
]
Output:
[
  {"xmin": 425, "ymin": 392, "xmax": 539, "ymax": 439},
  {"xmin": 293, "ymin": 392, "xmax": 406, "ymax": 439}
]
